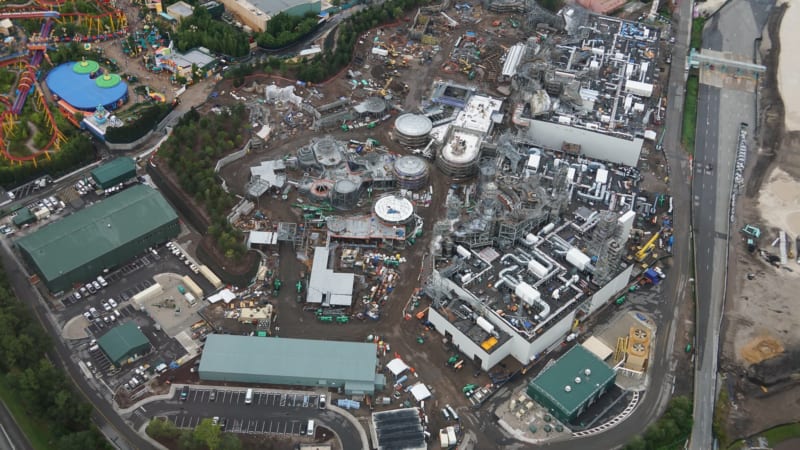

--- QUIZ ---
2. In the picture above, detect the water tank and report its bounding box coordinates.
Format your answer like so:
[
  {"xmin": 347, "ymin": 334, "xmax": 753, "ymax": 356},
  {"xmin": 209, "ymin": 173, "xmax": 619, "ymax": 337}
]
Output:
[
  {"xmin": 566, "ymin": 248, "xmax": 591, "ymax": 271},
  {"xmin": 476, "ymin": 316, "xmax": 495, "ymax": 335},
  {"xmin": 540, "ymin": 223, "xmax": 555, "ymax": 235},
  {"xmin": 527, "ymin": 259, "xmax": 548, "ymax": 278},
  {"xmin": 456, "ymin": 245, "xmax": 471, "ymax": 260},
  {"xmin": 460, "ymin": 273, "xmax": 472, "ymax": 284},
  {"xmin": 515, "ymin": 282, "xmax": 541, "ymax": 306},
  {"xmin": 584, "ymin": 369, "xmax": 592, "ymax": 376}
]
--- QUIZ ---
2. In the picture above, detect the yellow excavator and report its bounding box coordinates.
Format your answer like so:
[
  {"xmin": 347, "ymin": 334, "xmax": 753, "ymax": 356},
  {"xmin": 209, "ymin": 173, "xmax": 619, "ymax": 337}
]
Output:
[
  {"xmin": 635, "ymin": 232, "xmax": 660, "ymax": 262},
  {"xmin": 379, "ymin": 77, "xmax": 394, "ymax": 97}
]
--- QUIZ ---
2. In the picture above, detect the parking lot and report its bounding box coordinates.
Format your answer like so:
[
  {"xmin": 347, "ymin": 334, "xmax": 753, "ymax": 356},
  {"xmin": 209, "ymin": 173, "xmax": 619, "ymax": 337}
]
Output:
[
  {"xmin": 166, "ymin": 414, "xmax": 308, "ymax": 436},
  {"xmin": 180, "ymin": 388, "xmax": 321, "ymax": 410}
]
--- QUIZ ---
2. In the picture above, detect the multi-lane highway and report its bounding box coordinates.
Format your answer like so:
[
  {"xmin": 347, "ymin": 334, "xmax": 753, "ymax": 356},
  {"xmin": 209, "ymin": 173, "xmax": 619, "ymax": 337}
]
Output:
[
  {"xmin": 689, "ymin": 1, "xmax": 774, "ymax": 449},
  {"xmin": 0, "ymin": 401, "xmax": 33, "ymax": 450}
]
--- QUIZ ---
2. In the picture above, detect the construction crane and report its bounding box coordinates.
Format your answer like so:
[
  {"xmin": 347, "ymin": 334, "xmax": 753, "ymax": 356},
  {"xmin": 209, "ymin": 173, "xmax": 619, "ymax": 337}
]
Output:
[
  {"xmin": 635, "ymin": 232, "xmax": 660, "ymax": 262},
  {"xmin": 379, "ymin": 77, "xmax": 394, "ymax": 97}
]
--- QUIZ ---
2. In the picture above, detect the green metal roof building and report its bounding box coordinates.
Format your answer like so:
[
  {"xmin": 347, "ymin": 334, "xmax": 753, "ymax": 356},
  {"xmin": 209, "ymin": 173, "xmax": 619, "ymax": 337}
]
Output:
[
  {"xmin": 199, "ymin": 335, "xmax": 386, "ymax": 395},
  {"xmin": 12, "ymin": 208, "xmax": 35, "ymax": 227},
  {"xmin": 527, "ymin": 345, "xmax": 616, "ymax": 424},
  {"xmin": 91, "ymin": 157, "xmax": 137, "ymax": 189},
  {"xmin": 16, "ymin": 185, "xmax": 180, "ymax": 293},
  {"xmin": 98, "ymin": 322, "xmax": 152, "ymax": 366}
]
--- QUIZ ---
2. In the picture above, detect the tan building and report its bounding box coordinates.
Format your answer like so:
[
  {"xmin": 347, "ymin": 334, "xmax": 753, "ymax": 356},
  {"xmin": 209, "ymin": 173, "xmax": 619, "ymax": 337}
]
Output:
[
  {"xmin": 576, "ymin": 0, "xmax": 627, "ymax": 15},
  {"xmin": 219, "ymin": 0, "xmax": 270, "ymax": 32}
]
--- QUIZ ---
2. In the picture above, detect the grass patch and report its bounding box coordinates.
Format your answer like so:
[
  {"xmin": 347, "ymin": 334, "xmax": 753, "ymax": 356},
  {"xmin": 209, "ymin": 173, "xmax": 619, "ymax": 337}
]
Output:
[
  {"xmin": 763, "ymin": 423, "xmax": 800, "ymax": 446},
  {"xmin": 713, "ymin": 387, "xmax": 731, "ymax": 447},
  {"xmin": 728, "ymin": 423, "xmax": 800, "ymax": 449},
  {"xmin": 691, "ymin": 17, "xmax": 706, "ymax": 49},
  {"xmin": 0, "ymin": 374, "xmax": 58, "ymax": 450},
  {"xmin": 682, "ymin": 75, "xmax": 699, "ymax": 154}
]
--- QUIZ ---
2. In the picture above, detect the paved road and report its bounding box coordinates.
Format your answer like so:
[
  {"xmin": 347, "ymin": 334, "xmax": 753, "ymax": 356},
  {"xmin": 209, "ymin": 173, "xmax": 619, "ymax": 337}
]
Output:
[
  {"xmin": 0, "ymin": 401, "xmax": 33, "ymax": 450},
  {"xmin": 133, "ymin": 388, "xmax": 362, "ymax": 450},
  {"xmin": 689, "ymin": 1, "xmax": 774, "ymax": 449},
  {"xmin": 0, "ymin": 239, "xmax": 150, "ymax": 450}
]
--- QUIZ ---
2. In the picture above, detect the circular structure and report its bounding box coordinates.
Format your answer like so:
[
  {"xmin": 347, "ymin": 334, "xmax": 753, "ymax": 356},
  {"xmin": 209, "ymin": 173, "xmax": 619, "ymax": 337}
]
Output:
[
  {"xmin": 326, "ymin": 216, "xmax": 347, "ymax": 233},
  {"xmin": 394, "ymin": 114, "xmax": 432, "ymax": 148},
  {"xmin": 393, "ymin": 155, "xmax": 429, "ymax": 190},
  {"xmin": 359, "ymin": 97, "xmax": 387, "ymax": 115},
  {"xmin": 46, "ymin": 62, "xmax": 128, "ymax": 111},
  {"xmin": 436, "ymin": 132, "xmax": 481, "ymax": 178},
  {"xmin": 331, "ymin": 179, "xmax": 361, "ymax": 210},
  {"xmin": 95, "ymin": 73, "xmax": 122, "ymax": 88},
  {"xmin": 72, "ymin": 59, "xmax": 100, "ymax": 74},
  {"xmin": 308, "ymin": 180, "xmax": 334, "ymax": 201},
  {"xmin": 374, "ymin": 195, "xmax": 415, "ymax": 225},
  {"xmin": 310, "ymin": 137, "xmax": 345, "ymax": 167}
]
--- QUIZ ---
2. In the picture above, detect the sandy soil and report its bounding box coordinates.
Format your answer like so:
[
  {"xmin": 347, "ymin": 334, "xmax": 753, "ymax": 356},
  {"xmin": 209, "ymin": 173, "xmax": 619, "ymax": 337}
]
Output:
[{"xmin": 777, "ymin": 0, "xmax": 800, "ymax": 132}]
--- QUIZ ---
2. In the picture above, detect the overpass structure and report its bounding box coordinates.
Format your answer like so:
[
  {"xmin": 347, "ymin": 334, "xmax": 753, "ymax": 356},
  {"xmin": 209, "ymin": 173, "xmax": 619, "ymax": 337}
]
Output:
[{"xmin": 689, "ymin": 48, "xmax": 766, "ymax": 75}]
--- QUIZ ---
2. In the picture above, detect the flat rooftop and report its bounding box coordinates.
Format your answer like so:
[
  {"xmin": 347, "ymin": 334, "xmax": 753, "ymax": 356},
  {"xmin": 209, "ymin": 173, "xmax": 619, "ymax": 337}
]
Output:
[{"xmin": 452, "ymin": 95, "xmax": 503, "ymax": 134}]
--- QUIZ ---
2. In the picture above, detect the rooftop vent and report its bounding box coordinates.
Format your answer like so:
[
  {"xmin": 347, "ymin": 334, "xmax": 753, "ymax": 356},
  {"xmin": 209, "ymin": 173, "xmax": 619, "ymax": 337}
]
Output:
[{"xmin": 565, "ymin": 385, "xmax": 572, "ymax": 392}]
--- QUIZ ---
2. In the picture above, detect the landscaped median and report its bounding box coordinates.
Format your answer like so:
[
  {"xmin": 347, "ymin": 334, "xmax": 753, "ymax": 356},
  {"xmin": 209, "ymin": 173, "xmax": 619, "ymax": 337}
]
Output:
[{"xmin": 682, "ymin": 75, "xmax": 699, "ymax": 154}]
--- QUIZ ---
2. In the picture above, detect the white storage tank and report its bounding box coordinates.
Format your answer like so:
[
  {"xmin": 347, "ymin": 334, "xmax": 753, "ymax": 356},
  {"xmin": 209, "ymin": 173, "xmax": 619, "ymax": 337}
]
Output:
[
  {"xmin": 566, "ymin": 248, "xmax": 592, "ymax": 271},
  {"xmin": 515, "ymin": 282, "xmax": 541, "ymax": 306},
  {"xmin": 476, "ymin": 316, "xmax": 495, "ymax": 335},
  {"xmin": 456, "ymin": 245, "xmax": 472, "ymax": 260},
  {"xmin": 527, "ymin": 259, "xmax": 548, "ymax": 278},
  {"xmin": 525, "ymin": 233, "xmax": 541, "ymax": 246},
  {"xmin": 540, "ymin": 223, "xmax": 555, "ymax": 235}
]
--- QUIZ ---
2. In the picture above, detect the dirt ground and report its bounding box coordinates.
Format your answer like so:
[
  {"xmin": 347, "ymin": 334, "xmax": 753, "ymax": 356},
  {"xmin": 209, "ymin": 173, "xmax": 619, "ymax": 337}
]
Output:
[
  {"xmin": 722, "ymin": 0, "xmax": 800, "ymax": 440},
  {"xmin": 206, "ymin": 11, "xmax": 542, "ymax": 428}
]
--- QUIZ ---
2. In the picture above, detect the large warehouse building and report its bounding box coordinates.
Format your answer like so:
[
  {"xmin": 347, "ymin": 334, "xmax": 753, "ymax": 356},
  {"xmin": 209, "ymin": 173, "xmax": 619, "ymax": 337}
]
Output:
[
  {"xmin": 219, "ymin": 0, "xmax": 321, "ymax": 32},
  {"xmin": 91, "ymin": 157, "xmax": 137, "ymax": 189},
  {"xmin": 199, "ymin": 335, "xmax": 386, "ymax": 395},
  {"xmin": 526, "ymin": 345, "xmax": 616, "ymax": 424},
  {"xmin": 16, "ymin": 185, "xmax": 180, "ymax": 292},
  {"xmin": 97, "ymin": 322, "xmax": 152, "ymax": 366}
]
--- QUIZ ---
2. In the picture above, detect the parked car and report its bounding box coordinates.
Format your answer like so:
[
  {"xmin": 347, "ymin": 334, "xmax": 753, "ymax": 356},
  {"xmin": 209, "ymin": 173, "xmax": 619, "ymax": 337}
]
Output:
[
  {"xmin": 180, "ymin": 386, "xmax": 189, "ymax": 401},
  {"xmin": 86, "ymin": 283, "xmax": 96, "ymax": 294},
  {"xmin": 74, "ymin": 291, "xmax": 82, "ymax": 301},
  {"xmin": 91, "ymin": 281, "xmax": 101, "ymax": 291},
  {"xmin": 101, "ymin": 301, "xmax": 111, "ymax": 312},
  {"xmin": 319, "ymin": 394, "xmax": 326, "ymax": 409},
  {"xmin": 83, "ymin": 311, "xmax": 92, "ymax": 320},
  {"xmin": 108, "ymin": 298, "xmax": 118, "ymax": 308},
  {"xmin": 88, "ymin": 307, "xmax": 99, "ymax": 319}
]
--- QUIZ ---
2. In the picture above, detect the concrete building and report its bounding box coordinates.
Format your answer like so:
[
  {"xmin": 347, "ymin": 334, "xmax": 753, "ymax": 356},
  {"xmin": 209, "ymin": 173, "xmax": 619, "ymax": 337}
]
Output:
[
  {"xmin": 16, "ymin": 185, "xmax": 180, "ymax": 292},
  {"xmin": 91, "ymin": 157, "xmax": 137, "ymax": 189},
  {"xmin": 97, "ymin": 322, "xmax": 152, "ymax": 366},
  {"xmin": 306, "ymin": 246, "xmax": 354, "ymax": 306},
  {"xmin": 526, "ymin": 344, "xmax": 616, "ymax": 424},
  {"xmin": 198, "ymin": 335, "xmax": 386, "ymax": 395},
  {"xmin": 219, "ymin": 0, "xmax": 321, "ymax": 32},
  {"xmin": 166, "ymin": 1, "xmax": 195, "ymax": 20}
]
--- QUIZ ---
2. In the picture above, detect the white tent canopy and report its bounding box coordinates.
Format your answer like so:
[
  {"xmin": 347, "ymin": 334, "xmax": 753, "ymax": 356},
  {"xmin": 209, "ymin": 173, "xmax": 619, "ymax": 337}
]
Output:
[
  {"xmin": 386, "ymin": 358, "xmax": 409, "ymax": 376},
  {"xmin": 410, "ymin": 383, "xmax": 431, "ymax": 402},
  {"xmin": 206, "ymin": 288, "xmax": 236, "ymax": 304}
]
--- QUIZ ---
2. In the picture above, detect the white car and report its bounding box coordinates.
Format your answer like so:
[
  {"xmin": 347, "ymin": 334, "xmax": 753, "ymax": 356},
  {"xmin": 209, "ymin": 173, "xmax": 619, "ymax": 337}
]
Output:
[
  {"xmin": 83, "ymin": 311, "xmax": 92, "ymax": 320},
  {"xmin": 102, "ymin": 301, "xmax": 111, "ymax": 312},
  {"xmin": 108, "ymin": 298, "xmax": 118, "ymax": 308}
]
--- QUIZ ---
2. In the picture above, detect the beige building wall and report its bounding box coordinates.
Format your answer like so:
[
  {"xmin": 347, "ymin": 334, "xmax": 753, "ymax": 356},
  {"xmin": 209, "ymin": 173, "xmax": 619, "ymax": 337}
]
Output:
[{"xmin": 219, "ymin": 0, "xmax": 269, "ymax": 32}]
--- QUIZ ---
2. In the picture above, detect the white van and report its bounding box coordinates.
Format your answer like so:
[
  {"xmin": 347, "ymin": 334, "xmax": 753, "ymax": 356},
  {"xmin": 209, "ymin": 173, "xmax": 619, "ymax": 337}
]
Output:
[
  {"xmin": 306, "ymin": 420, "xmax": 315, "ymax": 436},
  {"xmin": 245, "ymin": 388, "xmax": 253, "ymax": 404}
]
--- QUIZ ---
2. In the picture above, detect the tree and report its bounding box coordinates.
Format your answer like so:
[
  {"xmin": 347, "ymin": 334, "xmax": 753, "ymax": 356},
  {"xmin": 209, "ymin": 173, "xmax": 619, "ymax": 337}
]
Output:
[
  {"xmin": 55, "ymin": 429, "xmax": 112, "ymax": 450},
  {"xmin": 218, "ymin": 433, "xmax": 242, "ymax": 450},
  {"xmin": 146, "ymin": 418, "xmax": 180, "ymax": 440},
  {"xmin": 194, "ymin": 418, "xmax": 222, "ymax": 450}
]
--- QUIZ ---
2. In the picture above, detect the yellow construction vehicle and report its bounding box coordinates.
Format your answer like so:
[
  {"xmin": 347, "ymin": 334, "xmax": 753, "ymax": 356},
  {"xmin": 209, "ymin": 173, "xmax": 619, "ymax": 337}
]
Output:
[
  {"xmin": 379, "ymin": 77, "xmax": 394, "ymax": 96},
  {"xmin": 635, "ymin": 232, "xmax": 660, "ymax": 262}
]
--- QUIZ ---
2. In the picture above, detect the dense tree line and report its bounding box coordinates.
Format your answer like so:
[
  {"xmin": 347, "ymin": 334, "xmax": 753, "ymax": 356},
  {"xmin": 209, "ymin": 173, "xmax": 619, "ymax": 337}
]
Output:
[
  {"xmin": 157, "ymin": 105, "xmax": 248, "ymax": 260},
  {"xmin": 289, "ymin": 0, "xmax": 429, "ymax": 82},
  {"xmin": 0, "ymin": 131, "xmax": 96, "ymax": 189},
  {"xmin": 255, "ymin": 12, "xmax": 321, "ymax": 49},
  {"xmin": 173, "ymin": 8, "xmax": 250, "ymax": 57},
  {"xmin": 624, "ymin": 396, "xmax": 693, "ymax": 450},
  {"xmin": 148, "ymin": 417, "xmax": 242, "ymax": 450},
  {"xmin": 0, "ymin": 271, "xmax": 111, "ymax": 449},
  {"xmin": 105, "ymin": 102, "xmax": 174, "ymax": 143}
]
